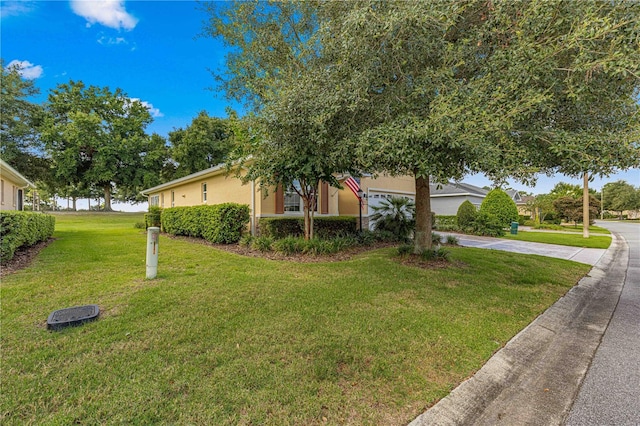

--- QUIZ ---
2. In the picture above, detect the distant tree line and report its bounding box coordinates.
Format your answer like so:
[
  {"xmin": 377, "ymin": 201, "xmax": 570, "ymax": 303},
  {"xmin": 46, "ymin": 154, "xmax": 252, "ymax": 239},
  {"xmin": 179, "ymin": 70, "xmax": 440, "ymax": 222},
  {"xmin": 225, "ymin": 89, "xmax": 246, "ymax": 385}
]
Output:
[{"xmin": 1, "ymin": 61, "xmax": 234, "ymax": 211}]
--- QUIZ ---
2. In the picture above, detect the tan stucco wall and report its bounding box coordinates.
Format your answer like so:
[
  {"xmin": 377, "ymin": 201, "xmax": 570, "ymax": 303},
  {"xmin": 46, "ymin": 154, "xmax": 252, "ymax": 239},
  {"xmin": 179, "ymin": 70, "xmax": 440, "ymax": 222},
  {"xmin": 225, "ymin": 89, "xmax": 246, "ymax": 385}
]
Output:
[
  {"xmin": 0, "ymin": 177, "xmax": 21, "ymax": 211},
  {"xmin": 339, "ymin": 174, "xmax": 415, "ymax": 216}
]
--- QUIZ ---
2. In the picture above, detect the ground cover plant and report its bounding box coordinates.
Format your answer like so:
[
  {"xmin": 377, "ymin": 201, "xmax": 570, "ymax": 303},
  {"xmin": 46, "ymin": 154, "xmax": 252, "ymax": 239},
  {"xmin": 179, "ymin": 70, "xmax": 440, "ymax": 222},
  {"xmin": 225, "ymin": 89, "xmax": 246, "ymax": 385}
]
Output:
[
  {"xmin": 501, "ymin": 231, "xmax": 611, "ymax": 249},
  {"xmin": 1, "ymin": 213, "xmax": 590, "ymax": 425}
]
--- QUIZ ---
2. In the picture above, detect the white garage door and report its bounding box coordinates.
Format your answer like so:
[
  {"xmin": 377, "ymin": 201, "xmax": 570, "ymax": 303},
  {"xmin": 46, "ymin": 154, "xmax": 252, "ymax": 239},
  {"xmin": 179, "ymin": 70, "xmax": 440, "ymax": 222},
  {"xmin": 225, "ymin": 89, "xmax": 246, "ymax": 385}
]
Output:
[{"xmin": 367, "ymin": 190, "xmax": 415, "ymax": 231}]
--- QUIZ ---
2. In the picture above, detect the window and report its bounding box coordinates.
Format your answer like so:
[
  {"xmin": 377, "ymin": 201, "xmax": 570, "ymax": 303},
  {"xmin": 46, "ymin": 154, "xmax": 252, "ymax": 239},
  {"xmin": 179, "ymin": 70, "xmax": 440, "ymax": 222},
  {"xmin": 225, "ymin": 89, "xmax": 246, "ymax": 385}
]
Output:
[
  {"xmin": 150, "ymin": 195, "xmax": 159, "ymax": 207},
  {"xmin": 171, "ymin": 191, "xmax": 175, "ymax": 207},
  {"xmin": 160, "ymin": 193, "xmax": 164, "ymax": 207},
  {"xmin": 284, "ymin": 181, "xmax": 317, "ymax": 213},
  {"xmin": 202, "ymin": 182, "xmax": 208, "ymax": 202}
]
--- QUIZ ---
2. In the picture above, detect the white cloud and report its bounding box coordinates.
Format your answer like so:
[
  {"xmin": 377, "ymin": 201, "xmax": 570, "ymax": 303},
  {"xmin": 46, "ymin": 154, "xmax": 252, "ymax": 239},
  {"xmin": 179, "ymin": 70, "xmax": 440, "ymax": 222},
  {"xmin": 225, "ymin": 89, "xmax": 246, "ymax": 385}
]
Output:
[
  {"xmin": 1, "ymin": 1, "xmax": 36, "ymax": 18},
  {"xmin": 130, "ymin": 98, "xmax": 164, "ymax": 118},
  {"xmin": 5, "ymin": 60, "xmax": 43, "ymax": 79},
  {"xmin": 97, "ymin": 35, "xmax": 127, "ymax": 45},
  {"xmin": 70, "ymin": 0, "xmax": 138, "ymax": 30}
]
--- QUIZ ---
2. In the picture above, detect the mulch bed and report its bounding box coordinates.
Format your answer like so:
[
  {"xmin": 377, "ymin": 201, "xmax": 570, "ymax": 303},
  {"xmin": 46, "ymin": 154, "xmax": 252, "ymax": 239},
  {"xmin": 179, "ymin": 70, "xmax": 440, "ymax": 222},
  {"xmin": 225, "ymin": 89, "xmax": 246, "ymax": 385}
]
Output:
[{"xmin": 1, "ymin": 239, "xmax": 54, "ymax": 278}]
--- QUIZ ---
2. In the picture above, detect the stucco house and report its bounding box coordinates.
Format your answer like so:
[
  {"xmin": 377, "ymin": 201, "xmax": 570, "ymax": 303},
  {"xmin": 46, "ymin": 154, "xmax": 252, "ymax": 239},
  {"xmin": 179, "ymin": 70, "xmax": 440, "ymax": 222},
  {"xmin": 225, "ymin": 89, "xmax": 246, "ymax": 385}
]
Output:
[
  {"xmin": 0, "ymin": 158, "xmax": 34, "ymax": 211},
  {"xmin": 141, "ymin": 164, "xmax": 522, "ymax": 234}
]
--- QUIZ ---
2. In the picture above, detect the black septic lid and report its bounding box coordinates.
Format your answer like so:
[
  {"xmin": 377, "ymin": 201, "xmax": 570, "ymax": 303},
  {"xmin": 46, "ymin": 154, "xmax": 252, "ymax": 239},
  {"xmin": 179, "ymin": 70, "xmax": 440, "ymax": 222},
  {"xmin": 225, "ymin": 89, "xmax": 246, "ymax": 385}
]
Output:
[{"xmin": 47, "ymin": 305, "xmax": 100, "ymax": 330}]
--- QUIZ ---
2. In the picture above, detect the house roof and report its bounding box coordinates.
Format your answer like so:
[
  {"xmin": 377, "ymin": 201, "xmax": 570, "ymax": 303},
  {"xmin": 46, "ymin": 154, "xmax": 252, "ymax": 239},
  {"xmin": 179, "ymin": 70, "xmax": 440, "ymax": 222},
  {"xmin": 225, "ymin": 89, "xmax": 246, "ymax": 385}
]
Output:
[
  {"xmin": 429, "ymin": 182, "xmax": 489, "ymax": 197},
  {"xmin": 0, "ymin": 158, "xmax": 34, "ymax": 188},
  {"xmin": 140, "ymin": 163, "xmax": 229, "ymax": 195}
]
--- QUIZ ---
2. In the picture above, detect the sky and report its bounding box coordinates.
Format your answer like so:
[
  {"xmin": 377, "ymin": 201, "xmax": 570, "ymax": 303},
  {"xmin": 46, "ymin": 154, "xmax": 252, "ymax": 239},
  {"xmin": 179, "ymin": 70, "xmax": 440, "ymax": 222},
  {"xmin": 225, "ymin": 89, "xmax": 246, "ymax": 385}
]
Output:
[{"xmin": 1, "ymin": 0, "xmax": 638, "ymax": 211}]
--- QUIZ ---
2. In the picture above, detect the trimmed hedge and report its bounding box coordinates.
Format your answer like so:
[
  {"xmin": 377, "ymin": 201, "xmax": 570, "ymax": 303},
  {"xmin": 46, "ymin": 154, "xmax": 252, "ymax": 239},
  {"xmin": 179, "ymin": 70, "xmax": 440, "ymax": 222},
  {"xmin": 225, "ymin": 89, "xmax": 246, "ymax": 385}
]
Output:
[
  {"xmin": 161, "ymin": 203, "xmax": 250, "ymax": 244},
  {"xmin": 259, "ymin": 216, "xmax": 358, "ymax": 239},
  {"xmin": 1, "ymin": 211, "xmax": 55, "ymax": 262},
  {"xmin": 480, "ymin": 189, "xmax": 519, "ymax": 228}
]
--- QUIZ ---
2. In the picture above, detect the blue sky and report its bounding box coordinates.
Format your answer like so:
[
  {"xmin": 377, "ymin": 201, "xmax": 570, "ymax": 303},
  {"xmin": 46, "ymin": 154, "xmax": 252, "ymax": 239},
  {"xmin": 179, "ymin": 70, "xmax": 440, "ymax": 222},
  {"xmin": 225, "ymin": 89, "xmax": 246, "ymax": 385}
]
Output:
[{"xmin": 2, "ymin": 0, "xmax": 638, "ymax": 209}]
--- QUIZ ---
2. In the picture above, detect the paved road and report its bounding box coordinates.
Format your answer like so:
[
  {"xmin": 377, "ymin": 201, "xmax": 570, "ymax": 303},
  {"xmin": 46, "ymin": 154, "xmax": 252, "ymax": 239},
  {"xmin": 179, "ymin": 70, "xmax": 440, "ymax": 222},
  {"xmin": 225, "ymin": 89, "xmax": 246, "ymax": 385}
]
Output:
[{"xmin": 566, "ymin": 221, "xmax": 640, "ymax": 425}]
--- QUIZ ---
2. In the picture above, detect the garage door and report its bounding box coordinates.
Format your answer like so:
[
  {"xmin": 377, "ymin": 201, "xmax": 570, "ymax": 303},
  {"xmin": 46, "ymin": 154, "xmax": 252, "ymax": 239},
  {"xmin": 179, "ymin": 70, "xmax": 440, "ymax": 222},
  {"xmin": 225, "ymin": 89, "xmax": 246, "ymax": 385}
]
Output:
[{"xmin": 367, "ymin": 190, "xmax": 415, "ymax": 231}]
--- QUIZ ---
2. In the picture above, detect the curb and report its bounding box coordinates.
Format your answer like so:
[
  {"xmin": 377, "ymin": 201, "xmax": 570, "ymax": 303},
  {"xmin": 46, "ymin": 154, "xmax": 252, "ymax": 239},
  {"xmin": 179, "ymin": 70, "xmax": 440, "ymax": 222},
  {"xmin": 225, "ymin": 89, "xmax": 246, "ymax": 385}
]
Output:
[{"xmin": 409, "ymin": 233, "xmax": 628, "ymax": 426}]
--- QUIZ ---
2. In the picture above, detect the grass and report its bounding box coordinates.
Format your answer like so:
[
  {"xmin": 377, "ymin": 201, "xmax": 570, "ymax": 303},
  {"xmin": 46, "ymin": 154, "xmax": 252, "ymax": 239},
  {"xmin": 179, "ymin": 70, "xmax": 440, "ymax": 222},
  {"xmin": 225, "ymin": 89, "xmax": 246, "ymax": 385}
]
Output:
[
  {"xmin": 502, "ymin": 231, "xmax": 611, "ymax": 249},
  {"xmin": 1, "ymin": 213, "xmax": 591, "ymax": 425},
  {"xmin": 533, "ymin": 224, "xmax": 611, "ymax": 234}
]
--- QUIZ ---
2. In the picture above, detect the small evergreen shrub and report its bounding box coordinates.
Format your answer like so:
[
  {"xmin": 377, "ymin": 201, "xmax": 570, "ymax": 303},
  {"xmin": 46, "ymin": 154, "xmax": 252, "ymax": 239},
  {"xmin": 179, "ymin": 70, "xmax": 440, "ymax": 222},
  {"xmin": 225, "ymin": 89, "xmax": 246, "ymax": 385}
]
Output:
[
  {"xmin": 273, "ymin": 236, "xmax": 306, "ymax": 255},
  {"xmin": 370, "ymin": 196, "xmax": 415, "ymax": 242},
  {"xmin": 251, "ymin": 236, "xmax": 274, "ymax": 252},
  {"xmin": 480, "ymin": 189, "xmax": 519, "ymax": 228},
  {"xmin": 239, "ymin": 234, "xmax": 254, "ymax": 247},
  {"xmin": 431, "ymin": 232, "xmax": 442, "ymax": 245},
  {"xmin": 446, "ymin": 235, "xmax": 459, "ymax": 245},
  {"xmin": 457, "ymin": 200, "xmax": 477, "ymax": 229},
  {"xmin": 434, "ymin": 215, "xmax": 457, "ymax": 230},
  {"xmin": 1, "ymin": 211, "xmax": 55, "ymax": 262},
  {"xmin": 397, "ymin": 244, "xmax": 413, "ymax": 256},
  {"xmin": 471, "ymin": 211, "xmax": 505, "ymax": 237},
  {"xmin": 420, "ymin": 247, "xmax": 450, "ymax": 261},
  {"xmin": 133, "ymin": 222, "xmax": 146, "ymax": 229}
]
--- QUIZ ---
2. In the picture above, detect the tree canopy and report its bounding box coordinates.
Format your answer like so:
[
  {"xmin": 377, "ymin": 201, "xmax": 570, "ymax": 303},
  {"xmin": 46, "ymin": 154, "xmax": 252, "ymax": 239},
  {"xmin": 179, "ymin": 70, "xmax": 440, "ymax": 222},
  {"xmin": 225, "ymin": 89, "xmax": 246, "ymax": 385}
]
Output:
[
  {"xmin": 168, "ymin": 111, "xmax": 233, "ymax": 179},
  {"xmin": 40, "ymin": 81, "xmax": 164, "ymax": 210}
]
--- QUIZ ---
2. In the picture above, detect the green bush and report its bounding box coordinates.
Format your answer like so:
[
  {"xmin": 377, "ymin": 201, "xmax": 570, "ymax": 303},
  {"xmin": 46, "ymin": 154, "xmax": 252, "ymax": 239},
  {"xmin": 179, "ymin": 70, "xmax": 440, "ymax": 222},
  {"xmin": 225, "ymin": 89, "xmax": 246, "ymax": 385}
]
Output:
[
  {"xmin": 1, "ymin": 211, "xmax": 55, "ymax": 262},
  {"xmin": 518, "ymin": 215, "xmax": 529, "ymax": 225},
  {"xmin": 258, "ymin": 216, "xmax": 357, "ymax": 239},
  {"xmin": 369, "ymin": 197, "xmax": 416, "ymax": 242},
  {"xmin": 480, "ymin": 189, "xmax": 519, "ymax": 228},
  {"xmin": 251, "ymin": 236, "xmax": 274, "ymax": 252},
  {"xmin": 471, "ymin": 211, "xmax": 505, "ymax": 237},
  {"xmin": 434, "ymin": 215, "xmax": 457, "ymax": 230},
  {"xmin": 446, "ymin": 235, "xmax": 459, "ymax": 245},
  {"xmin": 456, "ymin": 200, "xmax": 477, "ymax": 229},
  {"xmin": 161, "ymin": 203, "xmax": 250, "ymax": 244},
  {"xmin": 145, "ymin": 206, "xmax": 162, "ymax": 229},
  {"xmin": 431, "ymin": 232, "xmax": 442, "ymax": 245}
]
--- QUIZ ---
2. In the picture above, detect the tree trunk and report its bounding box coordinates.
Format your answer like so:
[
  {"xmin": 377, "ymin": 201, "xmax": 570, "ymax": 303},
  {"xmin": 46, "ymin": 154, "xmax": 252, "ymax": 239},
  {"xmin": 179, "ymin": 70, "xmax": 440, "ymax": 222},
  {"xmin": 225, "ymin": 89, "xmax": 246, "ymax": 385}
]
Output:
[
  {"xmin": 583, "ymin": 173, "xmax": 589, "ymax": 238},
  {"xmin": 303, "ymin": 197, "xmax": 311, "ymax": 240},
  {"xmin": 413, "ymin": 175, "xmax": 432, "ymax": 254},
  {"xmin": 72, "ymin": 197, "xmax": 77, "ymax": 211},
  {"xmin": 103, "ymin": 185, "xmax": 113, "ymax": 211}
]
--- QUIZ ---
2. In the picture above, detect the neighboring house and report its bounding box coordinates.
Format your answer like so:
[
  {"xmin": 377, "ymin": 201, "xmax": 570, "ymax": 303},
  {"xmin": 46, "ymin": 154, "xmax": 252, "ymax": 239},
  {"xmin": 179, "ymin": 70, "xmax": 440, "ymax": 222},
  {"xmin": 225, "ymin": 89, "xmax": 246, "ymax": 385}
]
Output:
[
  {"xmin": 141, "ymin": 166, "xmax": 521, "ymax": 234},
  {"xmin": 0, "ymin": 158, "xmax": 34, "ymax": 211}
]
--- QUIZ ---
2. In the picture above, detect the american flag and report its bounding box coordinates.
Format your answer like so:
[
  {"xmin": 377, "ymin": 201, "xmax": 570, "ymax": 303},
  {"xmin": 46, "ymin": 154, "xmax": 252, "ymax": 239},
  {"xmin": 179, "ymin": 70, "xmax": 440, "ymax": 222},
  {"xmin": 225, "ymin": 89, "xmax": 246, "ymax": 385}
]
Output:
[{"xmin": 344, "ymin": 177, "xmax": 363, "ymax": 206}]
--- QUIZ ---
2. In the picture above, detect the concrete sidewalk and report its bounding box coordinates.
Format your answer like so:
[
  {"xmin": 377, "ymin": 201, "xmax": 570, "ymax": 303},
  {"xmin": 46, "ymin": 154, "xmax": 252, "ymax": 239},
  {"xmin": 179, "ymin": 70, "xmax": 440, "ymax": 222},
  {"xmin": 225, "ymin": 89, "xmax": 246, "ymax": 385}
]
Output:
[
  {"xmin": 442, "ymin": 232, "xmax": 607, "ymax": 265},
  {"xmin": 409, "ymin": 231, "xmax": 629, "ymax": 425}
]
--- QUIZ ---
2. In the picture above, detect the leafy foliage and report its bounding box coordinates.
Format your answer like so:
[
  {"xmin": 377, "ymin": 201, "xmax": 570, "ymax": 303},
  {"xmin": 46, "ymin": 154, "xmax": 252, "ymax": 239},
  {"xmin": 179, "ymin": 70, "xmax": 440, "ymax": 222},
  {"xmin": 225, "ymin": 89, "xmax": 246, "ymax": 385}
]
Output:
[
  {"xmin": 602, "ymin": 180, "xmax": 640, "ymax": 215},
  {"xmin": 369, "ymin": 196, "xmax": 416, "ymax": 242},
  {"xmin": 480, "ymin": 189, "xmax": 519, "ymax": 228},
  {"xmin": 161, "ymin": 203, "xmax": 250, "ymax": 244},
  {"xmin": 456, "ymin": 201, "xmax": 478, "ymax": 229},
  {"xmin": 471, "ymin": 211, "xmax": 505, "ymax": 237},
  {"xmin": 258, "ymin": 217, "xmax": 357, "ymax": 240},
  {"xmin": 553, "ymin": 196, "xmax": 600, "ymax": 226},
  {"xmin": 40, "ymin": 81, "xmax": 166, "ymax": 210},
  {"xmin": 0, "ymin": 211, "xmax": 55, "ymax": 261},
  {"xmin": 168, "ymin": 111, "xmax": 233, "ymax": 179}
]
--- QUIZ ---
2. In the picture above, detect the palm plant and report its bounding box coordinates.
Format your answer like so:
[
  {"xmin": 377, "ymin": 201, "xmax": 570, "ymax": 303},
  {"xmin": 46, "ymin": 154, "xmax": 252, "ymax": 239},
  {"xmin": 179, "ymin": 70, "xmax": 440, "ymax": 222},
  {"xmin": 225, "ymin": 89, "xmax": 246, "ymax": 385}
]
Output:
[{"xmin": 370, "ymin": 196, "xmax": 416, "ymax": 242}]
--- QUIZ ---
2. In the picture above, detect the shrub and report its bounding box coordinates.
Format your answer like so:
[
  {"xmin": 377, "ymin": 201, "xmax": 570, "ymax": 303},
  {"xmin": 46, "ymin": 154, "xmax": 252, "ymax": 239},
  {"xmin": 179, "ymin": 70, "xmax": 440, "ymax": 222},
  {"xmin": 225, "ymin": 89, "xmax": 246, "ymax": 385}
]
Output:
[
  {"xmin": 259, "ymin": 217, "xmax": 357, "ymax": 239},
  {"xmin": 370, "ymin": 196, "xmax": 415, "ymax": 242},
  {"xmin": 133, "ymin": 222, "xmax": 146, "ymax": 229},
  {"xmin": 446, "ymin": 235, "xmax": 459, "ymax": 245},
  {"xmin": 145, "ymin": 206, "xmax": 162, "ymax": 229},
  {"xmin": 420, "ymin": 247, "xmax": 450, "ymax": 261},
  {"xmin": 480, "ymin": 189, "xmax": 519, "ymax": 228},
  {"xmin": 1, "ymin": 211, "xmax": 55, "ymax": 262},
  {"xmin": 431, "ymin": 232, "xmax": 442, "ymax": 245},
  {"xmin": 397, "ymin": 244, "xmax": 413, "ymax": 256},
  {"xmin": 434, "ymin": 215, "xmax": 457, "ymax": 230},
  {"xmin": 456, "ymin": 200, "xmax": 477, "ymax": 229},
  {"xmin": 162, "ymin": 203, "xmax": 250, "ymax": 244},
  {"xmin": 239, "ymin": 234, "xmax": 254, "ymax": 247},
  {"xmin": 471, "ymin": 211, "xmax": 505, "ymax": 237},
  {"xmin": 251, "ymin": 236, "xmax": 274, "ymax": 252},
  {"xmin": 273, "ymin": 236, "xmax": 305, "ymax": 255}
]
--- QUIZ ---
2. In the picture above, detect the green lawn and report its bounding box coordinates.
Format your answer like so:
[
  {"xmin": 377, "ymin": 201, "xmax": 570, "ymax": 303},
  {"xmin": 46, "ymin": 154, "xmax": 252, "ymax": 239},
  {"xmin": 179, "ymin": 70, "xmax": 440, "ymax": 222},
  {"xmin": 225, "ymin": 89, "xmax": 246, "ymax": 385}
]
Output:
[
  {"xmin": 1, "ymin": 213, "xmax": 590, "ymax": 425},
  {"xmin": 533, "ymin": 225, "xmax": 611, "ymax": 234},
  {"xmin": 502, "ymin": 231, "xmax": 611, "ymax": 249}
]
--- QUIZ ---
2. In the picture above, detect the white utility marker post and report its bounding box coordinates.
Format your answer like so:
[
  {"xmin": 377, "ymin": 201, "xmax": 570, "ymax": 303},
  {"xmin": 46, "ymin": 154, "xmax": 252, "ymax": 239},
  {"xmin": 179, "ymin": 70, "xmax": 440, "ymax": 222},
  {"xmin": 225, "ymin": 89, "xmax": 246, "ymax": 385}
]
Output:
[{"xmin": 146, "ymin": 227, "xmax": 160, "ymax": 279}]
